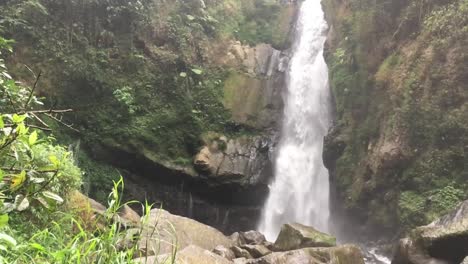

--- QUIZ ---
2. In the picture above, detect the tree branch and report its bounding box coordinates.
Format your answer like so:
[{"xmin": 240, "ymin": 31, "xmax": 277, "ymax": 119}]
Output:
[{"xmin": 24, "ymin": 70, "xmax": 42, "ymax": 109}]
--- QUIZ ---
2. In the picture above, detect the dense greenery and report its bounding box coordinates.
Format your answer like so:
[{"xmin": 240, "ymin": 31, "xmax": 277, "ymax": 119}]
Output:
[
  {"xmin": 324, "ymin": 0, "xmax": 468, "ymax": 232},
  {"xmin": 0, "ymin": 35, "xmax": 159, "ymax": 263},
  {"xmin": 0, "ymin": 0, "xmax": 294, "ymax": 200}
]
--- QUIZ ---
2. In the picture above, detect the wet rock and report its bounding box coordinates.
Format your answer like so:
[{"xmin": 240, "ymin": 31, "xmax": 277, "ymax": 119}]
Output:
[
  {"xmin": 138, "ymin": 209, "xmax": 233, "ymax": 256},
  {"xmin": 213, "ymin": 245, "xmax": 236, "ymax": 260},
  {"xmin": 392, "ymin": 200, "xmax": 468, "ymax": 264},
  {"xmin": 274, "ymin": 223, "xmax": 336, "ymax": 251}
]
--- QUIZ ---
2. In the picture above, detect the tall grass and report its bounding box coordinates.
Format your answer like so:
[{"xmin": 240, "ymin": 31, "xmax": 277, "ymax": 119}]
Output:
[{"xmin": 0, "ymin": 178, "xmax": 177, "ymax": 264}]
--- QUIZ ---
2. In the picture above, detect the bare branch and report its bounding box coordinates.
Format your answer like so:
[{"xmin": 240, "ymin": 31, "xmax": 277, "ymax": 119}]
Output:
[
  {"xmin": 24, "ymin": 70, "xmax": 42, "ymax": 109},
  {"xmin": 44, "ymin": 113, "xmax": 79, "ymax": 132}
]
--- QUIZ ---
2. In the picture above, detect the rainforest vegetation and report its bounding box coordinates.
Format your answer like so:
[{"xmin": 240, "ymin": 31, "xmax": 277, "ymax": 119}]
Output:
[{"xmin": 0, "ymin": 0, "xmax": 467, "ymax": 263}]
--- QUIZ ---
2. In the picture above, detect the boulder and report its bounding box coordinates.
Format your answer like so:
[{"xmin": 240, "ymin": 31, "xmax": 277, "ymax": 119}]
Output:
[
  {"xmin": 230, "ymin": 232, "xmax": 247, "ymax": 246},
  {"xmin": 213, "ymin": 245, "xmax": 236, "ymax": 260},
  {"xmin": 241, "ymin": 244, "xmax": 271, "ymax": 258},
  {"xmin": 67, "ymin": 191, "xmax": 139, "ymax": 229},
  {"xmin": 241, "ymin": 230, "xmax": 267, "ymax": 245},
  {"xmin": 117, "ymin": 205, "xmax": 140, "ymax": 228},
  {"xmin": 135, "ymin": 245, "xmax": 231, "ymax": 264},
  {"xmin": 462, "ymin": 256, "xmax": 468, "ymax": 264},
  {"xmin": 392, "ymin": 200, "xmax": 468, "ymax": 264},
  {"xmin": 138, "ymin": 209, "xmax": 234, "ymax": 256},
  {"xmin": 238, "ymin": 245, "xmax": 365, "ymax": 264},
  {"xmin": 232, "ymin": 246, "xmax": 253, "ymax": 259},
  {"xmin": 233, "ymin": 258, "xmax": 249, "ymax": 264},
  {"xmin": 274, "ymin": 223, "xmax": 336, "ymax": 251}
]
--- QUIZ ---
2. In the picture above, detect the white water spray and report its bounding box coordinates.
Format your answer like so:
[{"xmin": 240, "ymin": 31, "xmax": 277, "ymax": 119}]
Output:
[{"xmin": 258, "ymin": 0, "xmax": 331, "ymax": 241}]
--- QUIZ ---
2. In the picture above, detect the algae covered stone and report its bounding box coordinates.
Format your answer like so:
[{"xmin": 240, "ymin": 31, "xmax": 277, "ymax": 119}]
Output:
[{"xmin": 273, "ymin": 223, "xmax": 336, "ymax": 251}]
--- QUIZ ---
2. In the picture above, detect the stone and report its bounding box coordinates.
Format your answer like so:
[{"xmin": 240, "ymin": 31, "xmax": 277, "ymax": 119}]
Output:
[
  {"xmin": 273, "ymin": 223, "xmax": 336, "ymax": 251},
  {"xmin": 462, "ymin": 256, "xmax": 468, "ymax": 264},
  {"xmin": 240, "ymin": 230, "xmax": 266, "ymax": 245},
  {"xmin": 231, "ymin": 246, "xmax": 253, "ymax": 259},
  {"xmin": 230, "ymin": 232, "xmax": 247, "ymax": 246},
  {"xmin": 241, "ymin": 244, "xmax": 271, "ymax": 258},
  {"xmin": 238, "ymin": 245, "xmax": 365, "ymax": 264},
  {"xmin": 213, "ymin": 245, "xmax": 236, "ymax": 260},
  {"xmin": 233, "ymin": 258, "xmax": 249, "ymax": 264},
  {"xmin": 135, "ymin": 245, "xmax": 231, "ymax": 264},
  {"xmin": 138, "ymin": 209, "xmax": 234, "ymax": 256},
  {"xmin": 392, "ymin": 200, "xmax": 468, "ymax": 264},
  {"xmin": 117, "ymin": 205, "xmax": 140, "ymax": 228}
]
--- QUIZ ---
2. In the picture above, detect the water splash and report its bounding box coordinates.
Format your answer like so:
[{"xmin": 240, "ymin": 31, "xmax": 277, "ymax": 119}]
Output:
[{"xmin": 258, "ymin": 0, "xmax": 331, "ymax": 241}]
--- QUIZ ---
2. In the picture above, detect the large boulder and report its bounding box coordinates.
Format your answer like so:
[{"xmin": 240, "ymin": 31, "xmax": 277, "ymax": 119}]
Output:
[
  {"xmin": 135, "ymin": 245, "xmax": 231, "ymax": 264},
  {"xmin": 274, "ymin": 223, "xmax": 336, "ymax": 251},
  {"xmin": 138, "ymin": 209, "xmax": 234, "ymax": 256},
  {"xmin": 392, "ymin": 200, "xmax": 468, "ymax": 264},
  {"xmin": 238, "ymin": 245, "xmax": 365, "ymax": 264}
]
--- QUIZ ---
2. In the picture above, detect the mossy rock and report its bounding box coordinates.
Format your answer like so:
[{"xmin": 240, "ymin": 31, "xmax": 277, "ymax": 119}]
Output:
[{"xmin": 274, "ymin": 223, "xmax": 336, "ymax": 251}]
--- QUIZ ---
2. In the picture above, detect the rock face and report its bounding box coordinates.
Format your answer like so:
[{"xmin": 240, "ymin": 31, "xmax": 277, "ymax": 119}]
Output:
[
  {"xmin": 392, "ymin": 200, "xmax": 468, "ymax": 264},
  {"xmin": 138, "ymin": 209, "xmax": 234, "ymax": 256},
  {"xmin": 322, "ymin": 0, "xmax": 468, "ymax": 235},
  {"xmin": 236, "ymin": 245, "xmax": 365, "ymax": 264},
  {"xmin": 274, "ymin": 223, "xmax": 337, "ymax": 251},
  {"xmin": 193, "ymin": 135, "xmax": 274, "ymax": 186},
  {"xmin": 222, "ymin": 42, "xmax": 287, "ymax": 130}
]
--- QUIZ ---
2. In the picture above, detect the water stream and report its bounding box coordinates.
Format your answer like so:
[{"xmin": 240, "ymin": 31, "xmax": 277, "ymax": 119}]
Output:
[
  {"xmin": 257, "ymin": 2, "xmax": 392, "ymax": 263},
  {"xmin": 258, "ymin": 0, "xmax": 331, "ymax": 241}
]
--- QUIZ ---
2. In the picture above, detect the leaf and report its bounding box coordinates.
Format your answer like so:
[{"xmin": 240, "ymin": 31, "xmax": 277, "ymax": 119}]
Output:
[
  {"xmin": 30, "ymin": 243, "xmax": 45, "ymax": 251},
  {"xmin": 29, "ymin": 131, "xmax": 38, "ymax": 146},
  {"xmin": 42, "ymin": 191, "xmax": 64, "ymax": 204},
  {"xmin": 12, "ymin": 114, "xmax": 26, "ymax": 124},
  {"xmin": 179, "ymin": 72, "xmax": 187, "ymax": 78},
  {"xmin": 0, "ymin": 215, "xmax": 8, "ymax": 228},
  {"xmin": 49, "ymin": 155, "xmax": 59, "ymax": 166},
  {"xmin": 0, "ymin": 170, "xmax": 3, "ymax": 181},
  {"xmin": 0, "ymin": 116, "xmax": 3, "ymax": 129},
  {"xmin": 191, "ymin": 68, "xmax": 203, "ymax": 75},
  {"xmin": 0, "ymin": 233, "xmax": 16, "ymax": 247},
  {"xmin": 10, "ymin": 170, "xmax": 26, "ymax": 190},
  {"xmin": 14, "ymin": 195, "xmax": 29, "ymax": 211},
  {"xmin": 186, "ymin": 14, "xmax": 195, "ymax": 21}
]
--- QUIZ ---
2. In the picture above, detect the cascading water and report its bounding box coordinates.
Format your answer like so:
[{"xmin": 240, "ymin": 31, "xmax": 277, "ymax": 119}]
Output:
[{"xmin": 258, "ymin": 0, "xmax": 332, "ymax": 241}]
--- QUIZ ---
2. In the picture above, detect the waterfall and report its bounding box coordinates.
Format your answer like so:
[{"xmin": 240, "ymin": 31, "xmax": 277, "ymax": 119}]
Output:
[{"xmin": 258, "ymin": 0, "xmax": 331, "ymax": 241}]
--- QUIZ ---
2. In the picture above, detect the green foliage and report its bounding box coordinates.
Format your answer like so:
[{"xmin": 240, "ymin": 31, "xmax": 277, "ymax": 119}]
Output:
[
  {"xmin": 113, "ymin": 86, "xmax": 138, "ymax": 115},
  {"xmin": 398, "ymin": 186, "xmax": 464, "ymax": 228},
  {"xmin": 1, "ymin": 178, "xmax": 155, "ymax": 264}
]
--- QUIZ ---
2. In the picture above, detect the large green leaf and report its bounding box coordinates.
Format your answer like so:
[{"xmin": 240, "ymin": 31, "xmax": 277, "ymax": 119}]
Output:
[
  {"xmin": 29, "ymin": 131, "xmax": 38, "ymax": 146},
  {"xmin": 191, "ymin": 68, "xmax": 203, "ymax": 75},
  {"xmin": 42, "ymin": 191, "xmax": 64, "ymax": 204},
  {"xmin": 0, "ymin": 215, "xmax": 8, "ymax": 228}
]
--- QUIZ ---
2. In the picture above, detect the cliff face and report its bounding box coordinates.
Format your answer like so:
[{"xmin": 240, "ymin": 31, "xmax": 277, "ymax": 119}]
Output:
[
  {"xmin": 0, "ymin": 0, "xmax": 299, "ymax": 231},
  {"xmin": 322, "ymin": 0, "xmax": 468, "ymax": 236}
]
